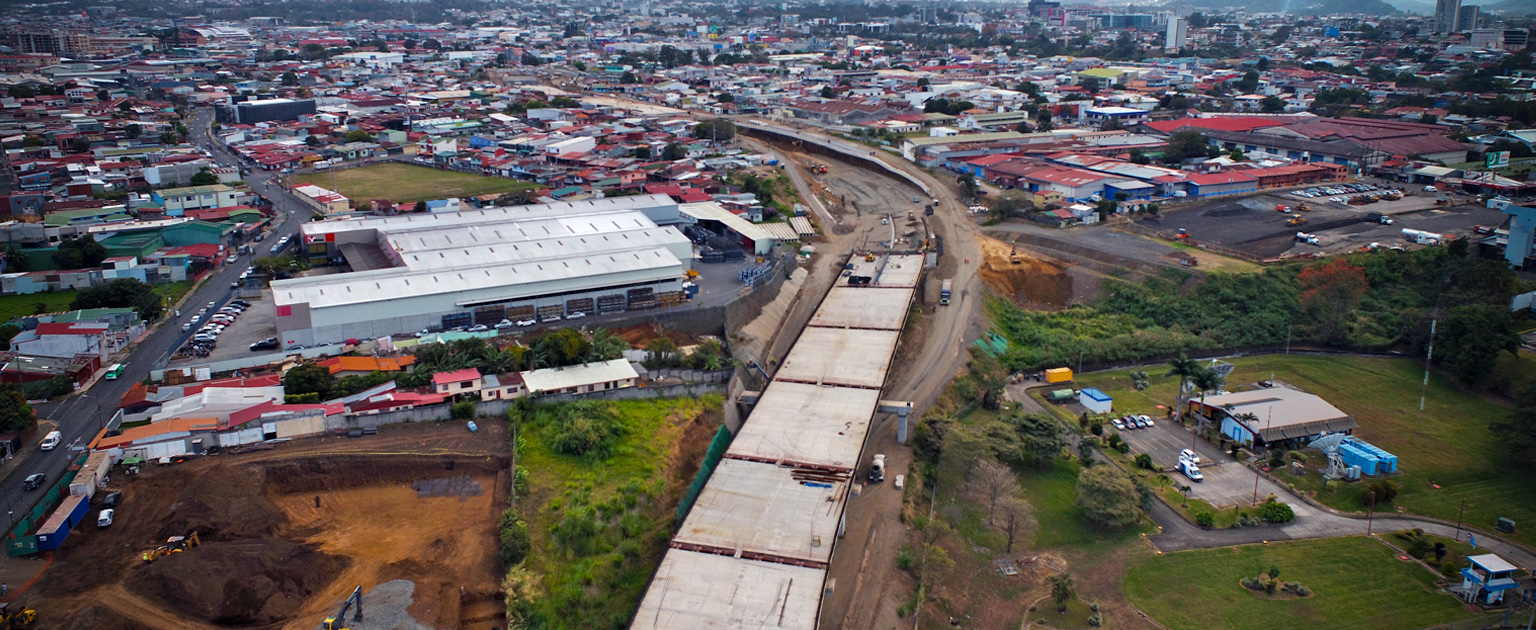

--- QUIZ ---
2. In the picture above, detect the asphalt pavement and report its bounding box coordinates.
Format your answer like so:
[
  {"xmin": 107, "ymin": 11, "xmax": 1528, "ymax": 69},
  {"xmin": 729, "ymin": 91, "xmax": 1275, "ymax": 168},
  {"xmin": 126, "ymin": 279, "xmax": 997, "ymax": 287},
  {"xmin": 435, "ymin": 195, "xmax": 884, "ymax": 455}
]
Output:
[{"xmin": 0, "ymin": 108, "xmax": 312, "ymax": 535}]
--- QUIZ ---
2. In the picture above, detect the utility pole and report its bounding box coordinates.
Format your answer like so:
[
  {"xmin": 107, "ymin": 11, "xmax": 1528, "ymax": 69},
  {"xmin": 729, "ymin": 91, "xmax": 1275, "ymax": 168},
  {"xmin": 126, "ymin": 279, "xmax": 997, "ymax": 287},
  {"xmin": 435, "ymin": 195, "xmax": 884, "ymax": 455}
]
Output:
[
  {"xmin": 1284, "ymin": 323, "xmax": 1291, "ymax": 354},
  {"xmin": 1253, "ymin": 408, "xmax": 1271, "ymax": 504},
  {"xmin": 1420, "ymin": 319, "xmax": 1436, "ymax": 412},
  {"xmin": 1455, "ymin": 498, "xmax": 1466, "ymax": 543}
]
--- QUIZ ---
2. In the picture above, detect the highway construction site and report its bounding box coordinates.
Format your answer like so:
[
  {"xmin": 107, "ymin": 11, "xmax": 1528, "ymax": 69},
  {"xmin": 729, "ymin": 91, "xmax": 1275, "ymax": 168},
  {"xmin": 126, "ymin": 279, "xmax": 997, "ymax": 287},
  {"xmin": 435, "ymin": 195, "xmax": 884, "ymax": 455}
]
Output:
[{"xmin": 25, "ymin": 422, "xmax": 511, "ymax": 630}]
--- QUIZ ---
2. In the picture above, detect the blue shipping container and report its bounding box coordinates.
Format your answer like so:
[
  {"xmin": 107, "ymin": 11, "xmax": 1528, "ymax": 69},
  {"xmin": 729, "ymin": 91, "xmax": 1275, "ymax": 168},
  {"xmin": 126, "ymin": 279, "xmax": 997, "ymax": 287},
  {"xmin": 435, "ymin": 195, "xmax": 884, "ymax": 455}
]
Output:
[{"xmin": 34, "ymin": 494, "xmax": 88, "ymax": 551}]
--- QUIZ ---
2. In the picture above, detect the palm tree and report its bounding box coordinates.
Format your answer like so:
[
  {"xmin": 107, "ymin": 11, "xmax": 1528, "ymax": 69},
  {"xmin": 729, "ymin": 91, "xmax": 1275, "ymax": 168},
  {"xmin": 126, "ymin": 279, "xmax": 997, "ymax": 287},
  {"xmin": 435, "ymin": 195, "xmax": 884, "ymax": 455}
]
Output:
[
  {"xmin": 588, "ymin": 328, "xmax": 628, "ymax": 362},
  {"xmin": 1165, "ymin": 355, "xmax": 1203, "ymax": 416},
  {"xmin": 1188, "ymin": 367, "xmax": 1225, "ymax": 439},
  {"xmin": 524, "ymin": 346, "xmax": 549, "ymax": 371}
]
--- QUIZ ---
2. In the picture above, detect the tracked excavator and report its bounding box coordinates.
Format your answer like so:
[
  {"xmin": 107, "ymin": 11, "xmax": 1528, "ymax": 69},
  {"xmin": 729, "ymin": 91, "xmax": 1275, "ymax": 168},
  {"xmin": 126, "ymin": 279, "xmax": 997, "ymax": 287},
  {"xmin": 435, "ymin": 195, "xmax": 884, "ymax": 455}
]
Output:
[{"xmin": 322, "ymin": 586, "xmax": 363, "ymax": 630}]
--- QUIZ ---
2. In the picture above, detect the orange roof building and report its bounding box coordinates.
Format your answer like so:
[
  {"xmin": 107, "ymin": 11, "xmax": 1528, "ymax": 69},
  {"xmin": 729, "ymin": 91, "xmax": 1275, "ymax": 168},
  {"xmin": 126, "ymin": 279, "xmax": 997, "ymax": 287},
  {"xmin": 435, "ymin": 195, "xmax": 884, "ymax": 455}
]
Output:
[{"xmin": 316, "ymin": 355, "xmax": 416, "ymax": 377}]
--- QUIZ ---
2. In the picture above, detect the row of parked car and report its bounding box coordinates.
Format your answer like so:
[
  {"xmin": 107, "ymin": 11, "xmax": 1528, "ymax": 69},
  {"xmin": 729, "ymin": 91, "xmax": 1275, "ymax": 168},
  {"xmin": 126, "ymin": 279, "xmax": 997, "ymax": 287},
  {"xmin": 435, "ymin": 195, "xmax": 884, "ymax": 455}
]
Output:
[
  {"xmin": 1294, "ymin": 183, "xmax": 1379, "ymax": 198},
  {"xmin": 412, "ymin": 313, "xmax": 590, "ymax": 337},
  {"xmin": 189, "ymin": 300, "xmax": 252, "ymax": 344},
  {"xmin": 1111, "ymin": 414, "xmax": 1156, "ymax": 430}
]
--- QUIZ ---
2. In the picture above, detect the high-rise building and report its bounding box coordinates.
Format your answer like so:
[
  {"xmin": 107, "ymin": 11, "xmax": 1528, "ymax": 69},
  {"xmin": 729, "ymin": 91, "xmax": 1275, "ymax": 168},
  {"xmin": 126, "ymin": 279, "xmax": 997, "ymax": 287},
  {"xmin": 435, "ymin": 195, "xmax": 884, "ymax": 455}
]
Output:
[
  {"xmin": 1457, "ymin": 5, "xmax": 1479, "ymax": 32},
  {"xmin": 1166, "ymin": 17, "xmax": 1188, "ymax": 51},
  {"xmin": 1028, "ymin": 0, "xmax": 1064, "ymax": 24},
  {"xmin": 1505, "ymin": 29, "xmax": 1530, "ymax": 50},
  {"xmin": 1434, "ymin": 0, "xmax": 1460, "ymax": 34}
]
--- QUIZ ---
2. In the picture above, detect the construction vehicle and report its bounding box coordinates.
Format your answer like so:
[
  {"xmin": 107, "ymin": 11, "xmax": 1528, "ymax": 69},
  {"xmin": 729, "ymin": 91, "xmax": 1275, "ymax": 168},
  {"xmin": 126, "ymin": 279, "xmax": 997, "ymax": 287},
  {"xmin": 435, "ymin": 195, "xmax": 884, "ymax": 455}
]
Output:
[
  {"xmin": 685, "ymin": 269, "xmax": 699, "ymax": 279},
  {"xmin": 1296, "ymin": 203, "xmax": 1311, "ymax": 212},
  {"xmin": 1275, "ymin": 204, "xmax": 1290, "ymax": 213},
  {"xmin": 323, "ymin": 586, "xmax": 364, "ymax": 630},
  {"xmin": 864, "ymin": 252, "xmax": 875, "ymax": 262},
  {"xmin": 1009, "ymin": 246, "xmax": 1021, "ymax": 264},
  {"xmin": 1175, "ymin": 228, "xmax": 1190, "ymax": 240},
  {"xmin": 142, "ymin": 531, "xmax": 200, "ymax": 563},
  {"xmin": 0, "ymin": 603, "xmax": 36, "ymax": 630},
  {"xmin": 807, "ymin": 161, "xmax": 827, "ymax": 175},
  {"xmin": 1287, "ymin": 216, "xmax": 1308, "ymax": 227}
]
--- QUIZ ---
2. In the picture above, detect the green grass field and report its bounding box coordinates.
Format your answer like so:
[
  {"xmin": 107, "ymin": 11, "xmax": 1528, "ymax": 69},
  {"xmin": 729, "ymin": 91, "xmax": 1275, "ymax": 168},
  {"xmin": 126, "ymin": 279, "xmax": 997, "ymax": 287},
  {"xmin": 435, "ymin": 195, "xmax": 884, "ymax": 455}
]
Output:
[
  {"xmin": 514, "ymin": 396, "xmax": 719, "ymax": 630},
  {"xmin": 1019, "ymin": 458, "xmax": 1157, "ymax": 549},
  {"xmin": 0, "ymin": 291, "xmax": 79, "ymax": 322},
  {"xmin": 1075, "ymin": 355, "xmax": 1536, "ymax": 547},
  {"xmin": 1126, "ymin": 537, "xmax": 1481, "ymax": 630},
  {"xmin": 295, "ymin": 163, "xmax": 538, "ymax": 205}
]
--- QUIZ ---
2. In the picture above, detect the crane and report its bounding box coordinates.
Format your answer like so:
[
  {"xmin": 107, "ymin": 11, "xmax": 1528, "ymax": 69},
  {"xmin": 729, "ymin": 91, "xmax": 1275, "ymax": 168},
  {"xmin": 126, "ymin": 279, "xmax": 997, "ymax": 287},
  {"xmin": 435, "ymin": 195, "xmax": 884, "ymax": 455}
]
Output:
[{"xmin": 322, "ymin": 586, "xmax": 363, "ymax": 630}]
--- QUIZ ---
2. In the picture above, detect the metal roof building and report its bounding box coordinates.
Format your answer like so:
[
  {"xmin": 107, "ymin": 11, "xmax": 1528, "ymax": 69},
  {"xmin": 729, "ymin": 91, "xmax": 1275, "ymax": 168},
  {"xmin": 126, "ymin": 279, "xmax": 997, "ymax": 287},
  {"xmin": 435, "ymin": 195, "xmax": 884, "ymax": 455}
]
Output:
[{"xmin": 272, "ymin": 196, "xmax": 693, "ymax": 347}]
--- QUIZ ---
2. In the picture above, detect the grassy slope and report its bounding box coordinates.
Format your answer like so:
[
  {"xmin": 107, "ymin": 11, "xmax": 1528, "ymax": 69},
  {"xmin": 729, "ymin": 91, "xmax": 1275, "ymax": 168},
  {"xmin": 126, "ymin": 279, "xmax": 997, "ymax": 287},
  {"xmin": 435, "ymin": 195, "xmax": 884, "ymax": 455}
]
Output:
[
  {"xmin": 518, "ymin": 396, "xmax": 717, "ymax": 630},
  {"xmin": 1126, "ymin": 537, "xmax": 1478, "ymax": 630},
  {"xmin": 1075, "ymin": 355, "xmax": 1536, "ymax": 547},
  {"xmin": 295, "ymin": 163, "xmax": 537, "ymax": 204},
  {"xmin": 0, "ymin": 292, "xmax": 79, "ymax": 321}
]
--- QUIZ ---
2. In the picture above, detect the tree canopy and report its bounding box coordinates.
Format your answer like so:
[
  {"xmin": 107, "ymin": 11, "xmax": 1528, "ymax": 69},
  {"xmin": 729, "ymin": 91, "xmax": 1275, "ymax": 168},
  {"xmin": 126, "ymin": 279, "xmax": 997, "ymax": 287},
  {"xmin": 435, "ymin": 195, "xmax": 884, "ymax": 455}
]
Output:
[
  {"xmin": 1075, "ymin": 465, "xmax": 1142, "ymax": 527},
  {"xmin": 71, "ymin": 278, "xmax": 162, "ymax": 320}
]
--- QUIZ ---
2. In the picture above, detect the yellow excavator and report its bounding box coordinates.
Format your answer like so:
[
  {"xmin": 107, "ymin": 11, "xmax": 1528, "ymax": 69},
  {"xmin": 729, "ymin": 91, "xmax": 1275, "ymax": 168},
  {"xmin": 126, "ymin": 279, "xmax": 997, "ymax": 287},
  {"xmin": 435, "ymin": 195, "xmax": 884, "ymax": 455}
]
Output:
[
  {"xmin": 141, "ymin": 532, "xmax": 200, "ymax": 563},
  {"xmin": 1009, "ymin": 246, "xmax": 1021, "ymax": 264},
  {"xmin": 1287, "ymin": 216, "xmax": 1308, "ymax": 227},
  {"xmin": 323, "ymin": 586, "xmax": 363, "ymax": 630},
  {"xmin": 0, "ymin": 603, "xmax": 36, "ymax": 630}
]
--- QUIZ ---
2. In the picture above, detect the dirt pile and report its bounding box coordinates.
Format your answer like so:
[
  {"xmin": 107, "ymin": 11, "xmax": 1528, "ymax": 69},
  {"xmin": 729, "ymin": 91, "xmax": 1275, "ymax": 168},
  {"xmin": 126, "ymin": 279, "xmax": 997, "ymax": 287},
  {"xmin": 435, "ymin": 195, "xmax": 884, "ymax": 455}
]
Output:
[
  {"xmin": 977, "ymin": 236, "xmax": 1072, "ymax": 309},
  {"xmin": 130, "ymin": 538, "xmax": 348, "ymax": 625},
  {"xmin": 154, "ymin": 466, "xmax": 286, "ymax": 541},
  {"xmin": 52, "ymin": 606, "xmax": 152, "ymax": 630}
]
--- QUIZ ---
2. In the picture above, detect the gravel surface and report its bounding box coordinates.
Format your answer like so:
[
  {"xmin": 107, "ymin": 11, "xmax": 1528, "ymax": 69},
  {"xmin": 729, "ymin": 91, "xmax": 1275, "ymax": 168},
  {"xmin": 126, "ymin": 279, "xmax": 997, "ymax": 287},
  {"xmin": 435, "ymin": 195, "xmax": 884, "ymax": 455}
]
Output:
[{"xmin": 325, "ymin": 580, "xmax": 431, "ymax": 630}]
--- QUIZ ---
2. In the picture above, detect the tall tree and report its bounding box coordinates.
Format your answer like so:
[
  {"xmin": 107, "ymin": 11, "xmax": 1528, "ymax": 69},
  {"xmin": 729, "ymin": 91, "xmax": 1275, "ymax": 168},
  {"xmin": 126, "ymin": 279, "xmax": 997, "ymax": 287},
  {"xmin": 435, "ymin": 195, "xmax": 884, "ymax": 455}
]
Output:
[
  {"xmin": 1435, "ymin": 304, "xmax": 1518, "ymax": 386},
  {"xmin": 1494, "ymin": 381, "xmax": 1536, "ymax": 464},
  {"xmin": 1299, "ymin": 259, "xmax": 1367, "ymax": 345},
  {"xmin": 965, "ymin": 458, "xmax": 1016, "ymax": 526},
  {"xmin": 1075, "ymin": 466, "xmax": 1141, "ymax": 527},
  {"xmin": 0, "ymin": 385, "xmax": 35, "ymax": 432},
  {"xmin": 996, "ymin": 493, "xmax": 1035, "ymax": 553}
]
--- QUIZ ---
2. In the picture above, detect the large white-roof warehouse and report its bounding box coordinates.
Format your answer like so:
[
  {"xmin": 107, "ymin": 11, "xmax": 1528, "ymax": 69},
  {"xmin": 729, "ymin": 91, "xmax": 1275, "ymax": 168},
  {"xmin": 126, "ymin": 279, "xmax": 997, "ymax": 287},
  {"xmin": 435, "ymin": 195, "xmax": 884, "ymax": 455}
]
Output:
[{"xmin": 272, "ymin": 195, "xmax": 695, "ymax": 347}]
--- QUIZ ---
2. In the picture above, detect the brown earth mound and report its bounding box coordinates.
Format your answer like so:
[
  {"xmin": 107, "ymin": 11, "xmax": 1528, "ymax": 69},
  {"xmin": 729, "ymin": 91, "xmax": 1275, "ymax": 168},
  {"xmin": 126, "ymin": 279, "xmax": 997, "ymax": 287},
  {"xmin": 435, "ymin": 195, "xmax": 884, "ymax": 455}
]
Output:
[
  {"xmin": 53, "ymin": 606, "xmax": 152, "ymax": 630},
  {"xmin": 977, "ymin": 236, "xmax": 1072, "ymax": 309},
  {"xmin": 129, "ymin": 539, "xmax": 348, "ymax": 626},
  {"xmin": 154, "ymin": 465, "xmax": 286, "ymax": 541}
]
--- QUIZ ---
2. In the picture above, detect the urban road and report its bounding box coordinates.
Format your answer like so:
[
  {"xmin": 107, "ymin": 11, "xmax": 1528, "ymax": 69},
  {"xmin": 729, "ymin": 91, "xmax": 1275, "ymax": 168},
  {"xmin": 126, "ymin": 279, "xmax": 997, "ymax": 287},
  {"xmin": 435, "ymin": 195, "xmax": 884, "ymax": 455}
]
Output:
[{"xmin": 0, "ymin": 107, "xmax": 312, "ymax": 535}]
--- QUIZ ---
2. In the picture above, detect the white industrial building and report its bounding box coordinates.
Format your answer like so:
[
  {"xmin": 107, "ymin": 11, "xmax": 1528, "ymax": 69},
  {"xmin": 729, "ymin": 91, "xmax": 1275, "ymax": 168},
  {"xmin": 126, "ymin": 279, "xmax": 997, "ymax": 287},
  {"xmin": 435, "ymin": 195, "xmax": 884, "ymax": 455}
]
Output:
[{"xmin": 272, "ymin": 195, "xmax": 702, "ymax": 347}]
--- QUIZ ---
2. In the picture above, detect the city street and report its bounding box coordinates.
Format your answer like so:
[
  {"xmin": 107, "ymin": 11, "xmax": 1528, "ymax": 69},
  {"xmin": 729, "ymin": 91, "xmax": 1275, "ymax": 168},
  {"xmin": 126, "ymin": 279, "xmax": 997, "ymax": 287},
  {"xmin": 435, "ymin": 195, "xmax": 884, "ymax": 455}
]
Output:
[{"xmin": 0, "ymin": 108, "xmax": 312, "ymax": 535}]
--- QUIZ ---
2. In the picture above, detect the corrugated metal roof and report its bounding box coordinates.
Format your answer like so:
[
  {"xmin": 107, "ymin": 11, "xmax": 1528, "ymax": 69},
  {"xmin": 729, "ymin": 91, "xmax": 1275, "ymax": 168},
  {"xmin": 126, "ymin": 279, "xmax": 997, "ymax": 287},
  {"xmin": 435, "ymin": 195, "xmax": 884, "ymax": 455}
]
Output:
[
  {"xmin": 678, "ymin": 202, "xmax": 780, "ymax": 244},
  {"xmin": 789, "ymin": 216, "xmax": 815, "ymax": 236},
  {"xmin": 522, "ymin": 359, "xmax": 637, "ymax": 393}
]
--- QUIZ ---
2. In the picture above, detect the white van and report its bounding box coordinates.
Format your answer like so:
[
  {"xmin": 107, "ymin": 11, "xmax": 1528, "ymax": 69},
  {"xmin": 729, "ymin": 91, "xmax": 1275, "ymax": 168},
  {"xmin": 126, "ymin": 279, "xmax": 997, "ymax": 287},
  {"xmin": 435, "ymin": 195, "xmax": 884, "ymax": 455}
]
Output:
[{"xmin": 40, "ymin": 430, "xmax": 62, "ymax": 451}]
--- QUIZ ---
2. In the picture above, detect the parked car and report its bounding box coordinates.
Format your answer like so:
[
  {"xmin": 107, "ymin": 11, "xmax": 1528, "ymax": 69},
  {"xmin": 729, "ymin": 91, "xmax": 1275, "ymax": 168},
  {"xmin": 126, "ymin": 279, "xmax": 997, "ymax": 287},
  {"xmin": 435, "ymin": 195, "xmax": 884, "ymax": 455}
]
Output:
[
  {"xmin": 1110, "ymin": 418, "xmax": 1125, "ymax": 430},
  {"xmin": 1179, "ymin": 449, "xmax": 1201, "ymax": 466},
  {"xmin": 494, "ymin": 319, "xmax": 515, "ymax": 329},
  {"xmin": 22, "ymin": 473, "xmax": 45, "ymax": 490},
  {"xmin": 194, "ymin": 333, "xmax": 217, "ymax": 343},
  {"xmin": 566, "ymin": 312, "xmax": 586, "ymax": 320},
  {"xmin": 468, "ymin": 324, "xmax": 489, "ymax": 332},
  {"xmin": 1120, "ymin": 416, "xmax": 1136, "ymax": 430},
  {"xmin": 250, "ymin": 338, "xmax": 279, "ymax": 351},
  {"xmin": 516, "ymin": 318, "xmax": 537, "ymax": 327},
  {"xmin": 101, "ymin": 491, "xmax": 121, "ymax": 508},
  {"xmin": 96, "ymin": 508, "xmax": 114, "ymax": 528},
  {"xmin": 1140, "ymin": 414, "xmax": 1154, "ymax": 428}
]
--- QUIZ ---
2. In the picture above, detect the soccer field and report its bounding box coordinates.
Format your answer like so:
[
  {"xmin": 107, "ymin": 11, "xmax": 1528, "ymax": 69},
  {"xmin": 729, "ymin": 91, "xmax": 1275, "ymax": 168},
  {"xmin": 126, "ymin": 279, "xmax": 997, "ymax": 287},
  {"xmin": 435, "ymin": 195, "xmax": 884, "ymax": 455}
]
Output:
[{"xmin": 294, "ymin": 163, "xmax": 536, "ymax": 205}]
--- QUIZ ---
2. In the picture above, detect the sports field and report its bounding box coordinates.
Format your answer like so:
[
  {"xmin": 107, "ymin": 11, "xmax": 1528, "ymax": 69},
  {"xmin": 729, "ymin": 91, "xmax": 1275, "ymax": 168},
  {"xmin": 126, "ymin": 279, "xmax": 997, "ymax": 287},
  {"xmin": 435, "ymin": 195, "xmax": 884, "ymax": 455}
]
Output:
[{"xmin": 294, "ymin": 163, "xmax": 537, "ymax": 204}]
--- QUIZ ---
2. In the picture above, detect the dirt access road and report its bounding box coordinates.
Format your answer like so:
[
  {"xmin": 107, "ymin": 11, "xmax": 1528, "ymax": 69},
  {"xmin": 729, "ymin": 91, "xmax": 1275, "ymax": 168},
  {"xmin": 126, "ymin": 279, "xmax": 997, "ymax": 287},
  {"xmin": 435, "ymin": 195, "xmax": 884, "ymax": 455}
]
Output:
[
  {"xmin": 24, "ymin": 422, "xmax": 510, "ymax": 630},
  {"xmin": 745, "ymin": 126, "xmax": 985, "ymax": 630}
]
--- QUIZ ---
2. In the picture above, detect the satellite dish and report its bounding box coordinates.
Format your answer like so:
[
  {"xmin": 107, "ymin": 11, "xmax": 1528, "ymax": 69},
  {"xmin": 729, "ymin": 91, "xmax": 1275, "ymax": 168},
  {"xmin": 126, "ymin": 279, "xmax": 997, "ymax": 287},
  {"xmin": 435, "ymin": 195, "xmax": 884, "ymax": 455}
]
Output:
[{"xmin": 1310, "ymin": 433, "xmax": 1349, "ymax": 479}]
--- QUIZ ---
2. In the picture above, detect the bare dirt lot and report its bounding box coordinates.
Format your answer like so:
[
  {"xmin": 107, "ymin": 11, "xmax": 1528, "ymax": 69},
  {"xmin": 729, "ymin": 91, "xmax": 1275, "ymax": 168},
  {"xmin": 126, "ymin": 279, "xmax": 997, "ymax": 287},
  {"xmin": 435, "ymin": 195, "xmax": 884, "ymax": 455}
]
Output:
[
  {"xmin": 28, "ymin": 422, "xmax": 510, "ymax": 630},
  {"xmin": 977, "ymin": 236, "xmax": 1073, "ymax": 310}
]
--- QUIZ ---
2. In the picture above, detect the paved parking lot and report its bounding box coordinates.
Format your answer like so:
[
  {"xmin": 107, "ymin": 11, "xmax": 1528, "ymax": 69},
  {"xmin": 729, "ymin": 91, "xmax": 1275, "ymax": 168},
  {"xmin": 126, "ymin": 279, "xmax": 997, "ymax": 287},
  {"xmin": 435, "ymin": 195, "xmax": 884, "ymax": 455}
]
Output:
[
  {"xmin": 1141, "ymin": 194, "xmax": 1507, "ymax": 258},
  {"xmin": 1115, "ymin": 417, "xmax": 1259, "ymax": 508},
  {"xmin": 170, "ymin": 291, "xmax": 278, "ymax": 366}
]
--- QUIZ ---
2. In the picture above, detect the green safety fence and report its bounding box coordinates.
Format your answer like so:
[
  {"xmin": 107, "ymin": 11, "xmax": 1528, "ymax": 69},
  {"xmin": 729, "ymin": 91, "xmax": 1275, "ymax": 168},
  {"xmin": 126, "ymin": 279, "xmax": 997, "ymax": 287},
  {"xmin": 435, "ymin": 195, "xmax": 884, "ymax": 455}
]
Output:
[
  {"xmin": 7, "ymin": 453, "xmax": 86, "ymax": 557},
  {"xmin": 675, "ymin": 425, "xmax": 734, "ymax": 525}
]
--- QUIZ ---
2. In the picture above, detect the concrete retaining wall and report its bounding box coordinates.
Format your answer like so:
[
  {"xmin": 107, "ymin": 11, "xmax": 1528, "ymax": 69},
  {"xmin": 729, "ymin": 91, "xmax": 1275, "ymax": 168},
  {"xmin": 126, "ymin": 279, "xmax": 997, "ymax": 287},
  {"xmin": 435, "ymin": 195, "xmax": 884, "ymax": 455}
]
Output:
[{"xmin": 737, "ymin": 121, "xmax": 932, "ymax": 197}]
